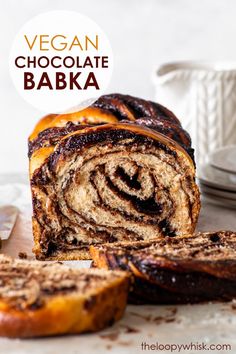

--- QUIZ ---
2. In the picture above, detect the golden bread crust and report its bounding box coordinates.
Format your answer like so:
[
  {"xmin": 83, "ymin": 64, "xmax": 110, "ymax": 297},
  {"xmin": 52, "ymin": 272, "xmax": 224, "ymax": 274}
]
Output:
[
  {"xmin": 0, "ymin": 256, "xmax": 129, "ymax": 338},
  {"xmin": 0, "ymin": 279, "xmax": 128, "ymax": 338}
]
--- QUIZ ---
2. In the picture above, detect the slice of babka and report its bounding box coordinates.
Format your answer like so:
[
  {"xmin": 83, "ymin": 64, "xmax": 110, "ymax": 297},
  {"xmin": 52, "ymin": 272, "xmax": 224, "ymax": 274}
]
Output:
[
  {"xmin": 90, "ymin": 231, "xmax": 236, "ymax": 304},
  {"xmin": 0, "ymin": 255, "xmax": 129, "ymax": 338}
]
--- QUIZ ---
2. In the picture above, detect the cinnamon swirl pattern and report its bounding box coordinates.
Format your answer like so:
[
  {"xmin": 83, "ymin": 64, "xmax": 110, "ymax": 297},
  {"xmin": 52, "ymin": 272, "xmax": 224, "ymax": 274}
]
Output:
[{"xmin": 29, "ymin": 94, "xmax": 200, "ymax": 260}]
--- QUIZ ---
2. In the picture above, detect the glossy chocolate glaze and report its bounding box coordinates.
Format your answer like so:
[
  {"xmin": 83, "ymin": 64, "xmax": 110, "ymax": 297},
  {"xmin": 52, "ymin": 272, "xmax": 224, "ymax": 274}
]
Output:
[
  {"xmin": 29, "ymin": 94, "xmax": 194, "ymax": 161},
  {"xmin": 28, "ymin": 122, "xmax": 91, "ymax": 157},
  {"xmin": 128, "ymin": 275, "xmax": 236, "ymax": 304},
  {"xmin": 48, "ymin": 125, "xmax": 178, "ymax": 173},
  {"xmin": 93, "ymin": 94, "xmax": 180, "ymax": 124}
]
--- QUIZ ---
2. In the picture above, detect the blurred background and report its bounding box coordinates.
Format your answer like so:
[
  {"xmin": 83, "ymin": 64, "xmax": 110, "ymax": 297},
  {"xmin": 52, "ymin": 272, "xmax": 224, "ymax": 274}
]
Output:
[{"xmin": 1, "ymin": 0, "xmax": 236, "ymax": 174}]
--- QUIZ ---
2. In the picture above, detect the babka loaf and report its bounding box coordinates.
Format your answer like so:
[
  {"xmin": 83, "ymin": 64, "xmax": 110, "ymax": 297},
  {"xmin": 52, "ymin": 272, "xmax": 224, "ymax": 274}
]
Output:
[
  {"xmin": 29, "ymin": 94, "xmax": 200, "ymax": 260},
  {"xmin": 90, "ymin": 231, "xmax": 236, "ymax": 304},
  {"xmin": 0, "ymin": 255, "xmax": 129, "ymax": 338}
]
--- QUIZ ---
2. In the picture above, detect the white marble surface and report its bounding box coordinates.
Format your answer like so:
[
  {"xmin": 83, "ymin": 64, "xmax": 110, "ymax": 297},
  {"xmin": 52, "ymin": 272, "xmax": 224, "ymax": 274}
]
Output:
[
  {"xmin": 0, "ymin": 180, "xmax": 235, "ymax": 353},
  {"xmin": 0, "ymin": 302, "xmax": 236, "ymax": 354},
  {"xmin": 2, "ymin": 0, "xmax": 236, "ymax": 173}
]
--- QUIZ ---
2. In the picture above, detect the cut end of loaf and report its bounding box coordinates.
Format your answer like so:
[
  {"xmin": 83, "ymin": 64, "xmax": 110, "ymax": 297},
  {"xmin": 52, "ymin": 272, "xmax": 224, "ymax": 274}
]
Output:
[{"xmin": 29, "ymin": 94, "xmax": 200, "ymax": 261}]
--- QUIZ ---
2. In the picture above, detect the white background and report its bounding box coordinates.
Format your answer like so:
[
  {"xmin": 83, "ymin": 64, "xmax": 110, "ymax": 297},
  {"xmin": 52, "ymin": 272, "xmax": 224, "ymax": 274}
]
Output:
[{"xmin": 1, "ymin": 0, "xmax": 236, "ymax": 174}]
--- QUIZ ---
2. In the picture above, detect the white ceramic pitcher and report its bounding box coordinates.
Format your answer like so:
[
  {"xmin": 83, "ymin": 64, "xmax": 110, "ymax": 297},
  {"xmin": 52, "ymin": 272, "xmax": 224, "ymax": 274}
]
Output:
[{"xmin": 153, "ymin": 61, "xmax": 236, "ymax": 165}]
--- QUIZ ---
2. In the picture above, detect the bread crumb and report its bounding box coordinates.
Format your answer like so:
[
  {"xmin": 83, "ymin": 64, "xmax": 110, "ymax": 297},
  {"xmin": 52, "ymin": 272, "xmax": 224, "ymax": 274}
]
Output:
[{"xmin": 18, "ymin": 252, "xmax": 27, "ymax": 259}]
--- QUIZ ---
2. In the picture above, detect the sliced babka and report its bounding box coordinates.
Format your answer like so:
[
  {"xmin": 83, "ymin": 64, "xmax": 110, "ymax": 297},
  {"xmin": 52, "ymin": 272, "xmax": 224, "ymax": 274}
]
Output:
[
  {"xmin": 0, "ymin": 255, "xmax": 129, "ymax": 338},
  {"xmin": 90, "ymin": 231, "xmax": 236, "ymax": 304}
]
